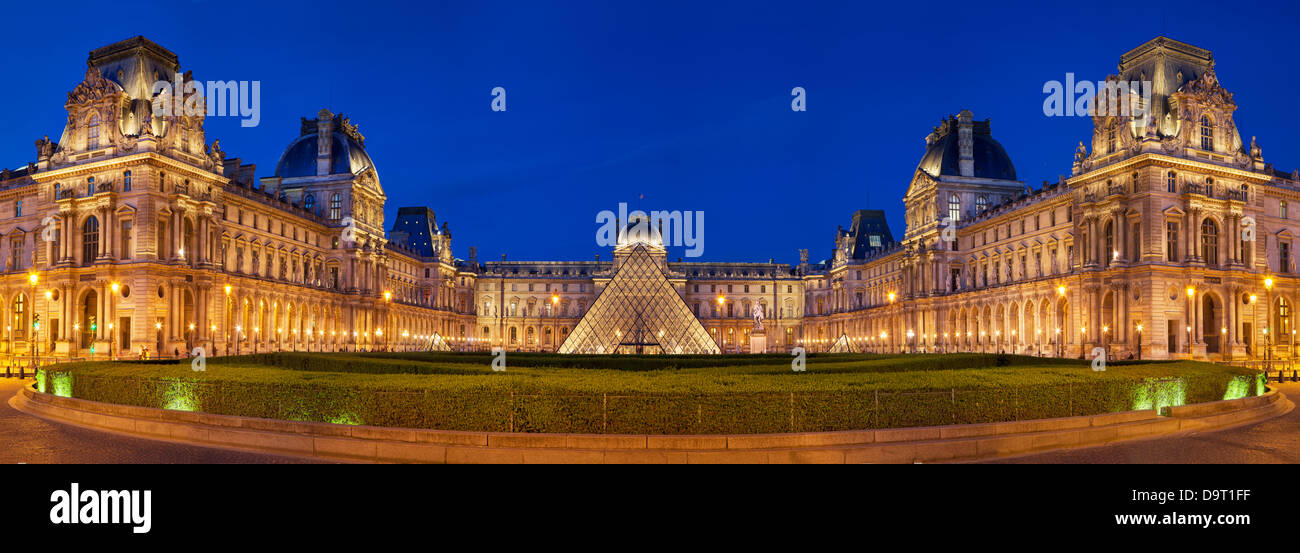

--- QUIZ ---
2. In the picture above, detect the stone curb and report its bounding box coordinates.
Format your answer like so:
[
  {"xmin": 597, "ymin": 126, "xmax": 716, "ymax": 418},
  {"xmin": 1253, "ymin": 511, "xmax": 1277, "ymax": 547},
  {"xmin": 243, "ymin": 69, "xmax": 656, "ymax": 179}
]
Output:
[{"xmin": 12, "ymin": 384, "xmax": 1291, "ymax": 464}]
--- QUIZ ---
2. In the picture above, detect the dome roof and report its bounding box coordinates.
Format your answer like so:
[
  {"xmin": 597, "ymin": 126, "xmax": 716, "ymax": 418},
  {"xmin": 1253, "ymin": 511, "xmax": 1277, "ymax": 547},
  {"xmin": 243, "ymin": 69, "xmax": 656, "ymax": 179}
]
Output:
[
  {"xmin": 274, "ymin": 130, "xmax": 374, "ymax": 178},
  {"xmin": 916, "ymin": 116, "xmax": 1017, "ymax": 181}
]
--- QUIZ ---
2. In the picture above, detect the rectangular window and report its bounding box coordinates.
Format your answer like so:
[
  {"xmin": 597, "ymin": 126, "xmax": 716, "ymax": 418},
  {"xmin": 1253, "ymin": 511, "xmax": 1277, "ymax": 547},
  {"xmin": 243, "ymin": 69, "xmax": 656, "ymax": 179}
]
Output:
[
  {"xmin": 11, "ymin": 237, "xmax": 23, "ymax": 271},
  {"xmin": 120, "ymin": 220, "xmax": 132, "ymax": 259},
  {"xmin": 1165, "ymin": 222, "xmax": 1179, "ymax": 262},
  {"xmin": 14, "ymin": 200, "xmax": 21, "ymax": 217},
  {"xmin": 1283, "ymin": 242, "xmax": 1291, "ymax": 273}
]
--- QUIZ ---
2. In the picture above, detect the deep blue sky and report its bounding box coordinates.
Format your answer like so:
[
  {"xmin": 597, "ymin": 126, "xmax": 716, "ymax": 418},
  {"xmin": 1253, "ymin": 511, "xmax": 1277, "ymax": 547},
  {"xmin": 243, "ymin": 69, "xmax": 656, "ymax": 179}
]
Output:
[{"xmin": 2, "ymin": 0, "xmax": 1297, "ymax": 264}]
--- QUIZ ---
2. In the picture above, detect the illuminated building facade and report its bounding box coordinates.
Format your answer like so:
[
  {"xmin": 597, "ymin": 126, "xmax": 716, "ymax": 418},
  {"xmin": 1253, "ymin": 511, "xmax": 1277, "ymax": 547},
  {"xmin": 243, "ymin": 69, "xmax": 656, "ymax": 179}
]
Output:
[
  {"xmin": 2, "ymin": 36, "xmax": 1293, "ymax": 361},
  {"xmin": 0, "ymin": 37, "xmax": 475, "ymax": 359},
  {"xmin": 800, "ymin": 37, "xmax": 1300, "ymax": 361}
]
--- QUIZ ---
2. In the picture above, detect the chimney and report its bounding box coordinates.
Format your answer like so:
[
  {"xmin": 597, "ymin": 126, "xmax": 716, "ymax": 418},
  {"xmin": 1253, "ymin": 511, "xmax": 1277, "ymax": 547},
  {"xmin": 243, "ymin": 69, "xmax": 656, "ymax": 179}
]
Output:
[
  {"xmin": 957, "ymin": 110, "xmax": 974, "ymax": 177},
  {"xmin": 316, "ymin": 108, "xmax": 334, "ymax": 176}
]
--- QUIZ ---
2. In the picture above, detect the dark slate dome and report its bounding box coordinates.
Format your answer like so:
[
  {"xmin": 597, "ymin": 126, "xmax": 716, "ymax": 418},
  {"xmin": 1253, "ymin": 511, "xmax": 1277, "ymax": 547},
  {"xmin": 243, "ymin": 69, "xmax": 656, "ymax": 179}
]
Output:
[
  {"xmin": 916, "ymin": 116, "xmax": 1017, "ymax": 181},
  {"xmin": 274, "ymin": 131, "xmax": 374, "ymax": 178}
]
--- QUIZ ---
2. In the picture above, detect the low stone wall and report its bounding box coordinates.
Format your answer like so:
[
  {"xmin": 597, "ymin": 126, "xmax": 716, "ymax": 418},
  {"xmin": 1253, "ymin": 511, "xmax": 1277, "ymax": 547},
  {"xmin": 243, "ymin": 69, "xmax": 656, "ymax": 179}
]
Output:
[{"xmin": 11, "ymin": 384, "xmax": 1292, "ymax": 463}]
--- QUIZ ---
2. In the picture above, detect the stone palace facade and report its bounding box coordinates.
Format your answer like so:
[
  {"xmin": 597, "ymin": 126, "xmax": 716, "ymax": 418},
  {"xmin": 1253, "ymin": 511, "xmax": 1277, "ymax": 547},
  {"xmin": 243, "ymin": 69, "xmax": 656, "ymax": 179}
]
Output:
[
  {"xmin": 0, "ymin": 37, "xmax": 477, "ymax": 359},
  {"xmin": 0, "ymin": 36, "xmax": 1293, "ymax": 361}
]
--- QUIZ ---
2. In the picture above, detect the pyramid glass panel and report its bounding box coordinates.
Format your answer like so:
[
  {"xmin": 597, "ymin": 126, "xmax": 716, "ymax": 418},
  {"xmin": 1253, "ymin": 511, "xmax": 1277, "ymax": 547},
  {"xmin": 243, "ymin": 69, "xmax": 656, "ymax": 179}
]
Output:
[
  {"xmin": 827, "ymin": 333, "xmax": 855, "ymax": 353},
  {"xmin": 558, "ymin": 244, "xmax": 719, "ymax": 354}
]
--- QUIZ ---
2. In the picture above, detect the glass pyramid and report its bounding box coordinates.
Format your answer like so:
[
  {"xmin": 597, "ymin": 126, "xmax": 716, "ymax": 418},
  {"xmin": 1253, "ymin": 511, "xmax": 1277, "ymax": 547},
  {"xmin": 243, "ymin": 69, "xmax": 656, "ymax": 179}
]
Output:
[
  {"xmin": 827, "ymin": 333, "xmax": 856, "ymax": 353},
  {"xmin": 421, "ymin": 331, "xmax": 452, "ymax": 352},
  {"xmin": 558, "ymin": 244, "xmax": 720, "ymax": 355}
]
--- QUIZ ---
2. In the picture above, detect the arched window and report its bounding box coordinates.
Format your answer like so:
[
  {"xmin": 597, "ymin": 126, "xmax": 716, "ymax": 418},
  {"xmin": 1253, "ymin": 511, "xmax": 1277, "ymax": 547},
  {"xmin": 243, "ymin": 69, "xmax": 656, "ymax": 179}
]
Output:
[
  {"xmin": 303, "ymin": 194, "xmax": 315, "ymax": 212},
  {"xmin": 1200, "ymin": 115, "xmax": 1213, "ymax": 150},
  {"xmin": 329, "ymin": 193, "xmax": 342, "ymax": 220},
  {"xmin": 82, "ymin": 216, "xmax": 100, "ymax": 264},
  {"xmin": 1201, "ymin": 218, "xmax": 1218, "ymax": 266},
  {"xmin": 976, "ymin": 195, "xmax": 988, "ymax": 214},
  {"xmin": 123, "ymin": 170, "xmax": 132, "ymax": 192},
  {"xmin": 1167, "ymin": 171, "xmax": 1177, "ymax": 193},
  {"xmin": 948, "ymin": 193, "xmax": 961, "ymax": 222},
  {"xmin": 87, "ymin": 114, "xmax": 100, "ymax": 150}
]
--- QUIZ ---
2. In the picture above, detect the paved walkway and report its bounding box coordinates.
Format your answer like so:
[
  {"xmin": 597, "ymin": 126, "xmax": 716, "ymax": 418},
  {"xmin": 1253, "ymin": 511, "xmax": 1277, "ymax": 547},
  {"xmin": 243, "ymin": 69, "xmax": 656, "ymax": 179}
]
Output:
[
  {"xmin": 985, "ymin": 382, "xmax": 1300, "ymax": 463},
  {"xmin": 0, "ymin": 379, "xmax": 320, "ymax": 464}
]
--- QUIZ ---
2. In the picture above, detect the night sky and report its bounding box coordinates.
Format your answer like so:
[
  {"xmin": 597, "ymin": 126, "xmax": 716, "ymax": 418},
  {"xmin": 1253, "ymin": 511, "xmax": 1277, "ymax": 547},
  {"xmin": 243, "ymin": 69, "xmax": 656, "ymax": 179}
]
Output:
[{"xmin": 1, "ymin": 0, "xmax": 1297, "ymax": 264}]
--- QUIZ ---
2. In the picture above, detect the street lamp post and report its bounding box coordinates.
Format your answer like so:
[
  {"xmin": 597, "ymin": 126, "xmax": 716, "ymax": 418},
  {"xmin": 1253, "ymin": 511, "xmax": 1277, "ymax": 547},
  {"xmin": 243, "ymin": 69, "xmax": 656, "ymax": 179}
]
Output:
[
  {"xmin": 109, "ymin": 282, "xmax": 119, "ymax": 360},
  {"xmin": 224, "ymin": 285, "xmax": 232, "ymax": 356},
  {"xmin": 551, "ymin": 294, "xmax": 560, "ymax": 353},
  {"xmin": 888, "ymin": 292, "xmax": 896, "ymax": 354},
  {"xmin": 1221, "ymin": 327, "xmax": 1228, "ymax": 363},
  {"xmin": 716, "ymin": 295, "xmax": 726, "ymax": 351},
  {"xmin": 1135, "ymin": 323, "xmax": 1143, "ymax": 360},
  {"xmin": 1265, "ymin": 277, "xmax": 1275, "ymax": 370},
  {"xmin": 1186, "ymin": 286, "xmax": 1196, "ymax": 356},
  {"xmin": 28, "ymin": 272, "xmax": 38, "ymax": 369},
  {"xmin": 1101, "ymin": 325, "xmax": 1109, "ymax": 361},
  {"xmin": 383, "ymin": 290, "xmax": 392, "ymax": 352},
  {"xmin": 43, "ymin": 290, "xmax": 52, "ymax": 363},
  {"xmin": 1250, "ymin": 294, "xmax": 1258, "ymax": 362},
  {"xmin": 1057, "ymin": 285, "xmax": 1066, "ymax": 357}
]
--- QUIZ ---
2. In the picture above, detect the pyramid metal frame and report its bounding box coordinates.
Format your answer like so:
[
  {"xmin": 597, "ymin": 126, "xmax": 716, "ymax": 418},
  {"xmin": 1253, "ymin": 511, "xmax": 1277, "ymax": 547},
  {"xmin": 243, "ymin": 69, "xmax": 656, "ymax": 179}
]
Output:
[
  {"xmin": 558, "ymin": 244, "xmax": 720, "ymax": 354},
  {"xmin": 826, "ymin": 333, "xmax": 856, "ymax": 353}
]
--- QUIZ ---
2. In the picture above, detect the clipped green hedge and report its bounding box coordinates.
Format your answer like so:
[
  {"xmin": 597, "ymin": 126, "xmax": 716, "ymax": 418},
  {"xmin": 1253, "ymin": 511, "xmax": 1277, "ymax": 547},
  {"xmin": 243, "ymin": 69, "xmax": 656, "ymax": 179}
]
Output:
[
  {"xmin": 34, "ymin": 356, "xmax": 1265, "ymax": 435},
  {"xmin": 208, "ymin": 351, "xmax": 1091, "ymax": 375}
]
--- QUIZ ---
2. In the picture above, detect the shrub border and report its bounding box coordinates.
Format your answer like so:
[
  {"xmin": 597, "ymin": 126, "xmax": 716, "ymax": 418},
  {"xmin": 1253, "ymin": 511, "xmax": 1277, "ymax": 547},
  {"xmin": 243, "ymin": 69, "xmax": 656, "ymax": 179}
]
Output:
[{"xmin": 12, "ymin": 383, "xmax": 1291, "ymax": 464}]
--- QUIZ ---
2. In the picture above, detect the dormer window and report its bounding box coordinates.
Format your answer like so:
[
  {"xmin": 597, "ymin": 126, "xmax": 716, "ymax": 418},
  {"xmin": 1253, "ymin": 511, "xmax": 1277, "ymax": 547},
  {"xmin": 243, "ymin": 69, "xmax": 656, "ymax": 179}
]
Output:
[
  {"xmin": 87, "ymin": 114, "xmax": 100, "ymax": 150},
  {"xmin": 976, "ymin": 195, "xmax": 988, "ymax": 214},
  {"xmin": 1107, "ymin": 127, "xmax": 1116, "ymax": 153},
  {"xmin": 1199, "ymin": 115, "xmax": 1214, "ymax": 150}
]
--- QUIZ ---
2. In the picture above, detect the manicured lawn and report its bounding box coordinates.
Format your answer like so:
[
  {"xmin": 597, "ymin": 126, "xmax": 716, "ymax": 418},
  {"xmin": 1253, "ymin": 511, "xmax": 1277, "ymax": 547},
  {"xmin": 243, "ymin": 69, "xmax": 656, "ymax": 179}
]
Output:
[{"xmin": 35, "ymin": 353, "xmax": 1264, "ymax": 434}]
